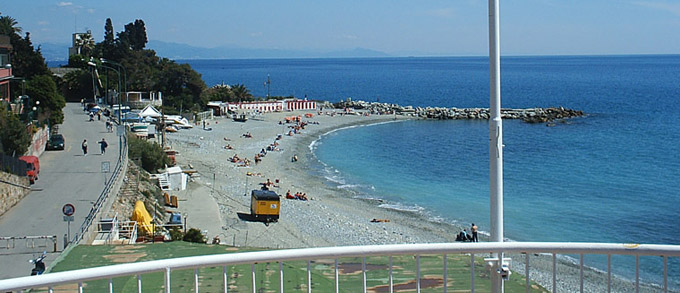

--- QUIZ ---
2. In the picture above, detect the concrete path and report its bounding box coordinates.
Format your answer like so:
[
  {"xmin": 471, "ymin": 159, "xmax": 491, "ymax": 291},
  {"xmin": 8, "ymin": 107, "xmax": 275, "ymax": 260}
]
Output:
[{"xmin": 0, "ymin": 103, "xmax": 121, "ymax": 279}]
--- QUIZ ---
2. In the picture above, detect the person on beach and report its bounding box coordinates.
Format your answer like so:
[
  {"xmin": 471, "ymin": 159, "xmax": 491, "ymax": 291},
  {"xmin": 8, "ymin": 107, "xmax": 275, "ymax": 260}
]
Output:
[
  {"xmin": 471, "ymin": 223, "xmax": 478, "ymax": 242},
  {"xmin": 81, "ymin": 139, "xmax": 88, "ymax": 156},
  {"xmin": 456, "ymin": 229, "xmax": 469, "ymax": 242}
]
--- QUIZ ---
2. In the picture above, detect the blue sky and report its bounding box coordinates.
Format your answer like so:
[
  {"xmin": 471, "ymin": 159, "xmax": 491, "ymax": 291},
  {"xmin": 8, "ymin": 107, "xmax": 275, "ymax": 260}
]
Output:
[{"xmin": 2, "ymin": 0, "xmax": 680, "ymax": 56}]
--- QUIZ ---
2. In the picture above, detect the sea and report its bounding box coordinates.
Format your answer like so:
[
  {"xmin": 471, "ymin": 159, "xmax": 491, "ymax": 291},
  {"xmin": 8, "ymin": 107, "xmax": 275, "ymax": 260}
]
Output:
[{"xmin": 184, "ymin": 55, "xmax": 680, "ymax": 289}]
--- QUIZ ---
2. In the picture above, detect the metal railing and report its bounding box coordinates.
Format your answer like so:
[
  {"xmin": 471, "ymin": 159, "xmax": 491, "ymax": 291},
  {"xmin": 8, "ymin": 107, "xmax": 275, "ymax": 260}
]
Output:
[
  {"xmin": 0, "ymin": 242, "xmax": 678, "ymax": 292},
  {"xmin": 71, "ymin": 134, "xmax": 128, "ymax": 245}
]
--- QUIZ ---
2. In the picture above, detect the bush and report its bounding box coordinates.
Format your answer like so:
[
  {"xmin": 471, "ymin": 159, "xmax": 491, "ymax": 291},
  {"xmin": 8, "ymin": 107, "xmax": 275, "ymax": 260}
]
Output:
[
  {"xmin": 128, "ymin": 135, "xmax": 169, "ymax": 172},
  {"xmin": 183, "ymin": 228, "xmax": 205, "ymax": 243},
  {"xmin": 169, "ymin": 227, "xmax": 183, "ymax": 241}
]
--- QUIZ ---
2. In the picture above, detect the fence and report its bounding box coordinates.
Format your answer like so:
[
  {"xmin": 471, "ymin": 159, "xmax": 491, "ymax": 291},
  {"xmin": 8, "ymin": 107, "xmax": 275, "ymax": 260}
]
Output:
[
  {"xmin": 0, "ymin": 153, "xmax": 27, "ymax": 177},
  {"xmin": 0, "ymin": 242, "xmax": 678, "ymax": 292},
  {"xmin": 71, "ymin": 134, "xmax": 128, "ymax": 246}
]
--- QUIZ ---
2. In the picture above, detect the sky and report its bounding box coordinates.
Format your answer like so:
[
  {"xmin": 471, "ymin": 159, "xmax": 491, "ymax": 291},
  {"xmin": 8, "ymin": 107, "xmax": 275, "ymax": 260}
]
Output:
[{"xmin": 2, "ymin": 0, "xmax": 680, "ymax": 56}]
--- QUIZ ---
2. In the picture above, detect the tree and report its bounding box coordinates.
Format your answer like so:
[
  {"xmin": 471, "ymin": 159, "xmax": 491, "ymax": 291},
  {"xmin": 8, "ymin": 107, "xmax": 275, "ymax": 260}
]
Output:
[
  {"xmin": 232, "ymin": 84, "xmax": 253, "ymax": 102},
  {"xmin": 102, "ymin": 18, "xmax": 115, "ymax": 59},
  {"xmin": 0, "ymin": 14, "xmax": 22, "ymax": 35},
  {"xmin": 117, "ymin": 19, "xmax": 147, "ymax": 51},
  {"xmin": 128, "ymin": 134, "xmax": 170, "ymax": 173},
  {"xmin": 0, "ymin": 107, "xmax": 31, "ymax": 156},
  {"xmin": 9, "ymin": 32, "xmax": 49, "ymax": 80},
  {"xmin": 73, "ymin": 31, "xmax": 95, "ymax": 57},
  {"xmin": 60, "ymin": 69, "xmax": 94, "ymax": 103},
  {"xmin": 26, "ymin": 75, "xmax": 66, "ymax": 124},
  {"xmin": 201, "ymin": 84, "xmax": 235, "ymax": 103},
  {"xmin": 153, "ymin": 59, "xmax": 206, "ymax": 110}
]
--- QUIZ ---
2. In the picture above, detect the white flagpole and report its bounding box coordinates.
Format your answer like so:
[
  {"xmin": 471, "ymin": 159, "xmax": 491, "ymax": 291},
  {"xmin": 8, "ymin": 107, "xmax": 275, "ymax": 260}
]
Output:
[{"xmin": 488, "ymin": 0, "xmax": 505, "ymax": 292}]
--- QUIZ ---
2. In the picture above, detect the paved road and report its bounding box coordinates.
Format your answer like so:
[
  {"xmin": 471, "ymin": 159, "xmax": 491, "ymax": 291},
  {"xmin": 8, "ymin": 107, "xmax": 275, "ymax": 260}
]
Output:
[{"xmin": 0, "ymin": 103, "xmax": 122, "ymax": 279}]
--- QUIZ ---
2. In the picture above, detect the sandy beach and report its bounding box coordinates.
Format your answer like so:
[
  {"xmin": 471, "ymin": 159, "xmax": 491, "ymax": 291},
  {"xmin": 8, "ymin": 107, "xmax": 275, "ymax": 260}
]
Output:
[
  {"xmin": 165, "ymin": 110, "xmax": 458, "ymax": 249},
  {"xmin": 163, "ymin": 109, "xmax": 657, "ymax": 292}
]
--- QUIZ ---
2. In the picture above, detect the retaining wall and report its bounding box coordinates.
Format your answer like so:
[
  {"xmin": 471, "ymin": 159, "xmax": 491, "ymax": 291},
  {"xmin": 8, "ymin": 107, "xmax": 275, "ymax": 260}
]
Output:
[{"xmin": 0, "ymin": 172, "xmax": 30, "ymax": 217}]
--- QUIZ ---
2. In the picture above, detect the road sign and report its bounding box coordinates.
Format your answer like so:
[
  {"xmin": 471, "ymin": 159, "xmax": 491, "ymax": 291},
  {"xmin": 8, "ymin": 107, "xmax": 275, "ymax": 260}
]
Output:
[
  {"xmin": 63, "ymin": 215, "xmax": 74, "ymax": 222},
  {"xmin": 101, "ymin": 161, "xmax": 110, "ymax": 173},
  {"xmin": 62, "ymin": 203, "xmax": 75, "ymax": 216}
]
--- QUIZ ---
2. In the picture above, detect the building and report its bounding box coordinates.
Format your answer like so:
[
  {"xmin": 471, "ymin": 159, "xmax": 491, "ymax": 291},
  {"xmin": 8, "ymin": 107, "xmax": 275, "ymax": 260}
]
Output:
[
  {"xmin": 0, "ymin": 35, "xmax": 12, "ymax": 103},
  {"xmin": 215, "ymin": 99, "xmax": 317, "ymax": 115}
]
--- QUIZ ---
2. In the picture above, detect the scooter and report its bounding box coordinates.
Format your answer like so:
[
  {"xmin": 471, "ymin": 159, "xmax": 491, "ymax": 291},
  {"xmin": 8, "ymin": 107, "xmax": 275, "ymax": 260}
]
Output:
[{"xmin": 29, "ymin": 251, "xmax": 47, "ymax": 276}]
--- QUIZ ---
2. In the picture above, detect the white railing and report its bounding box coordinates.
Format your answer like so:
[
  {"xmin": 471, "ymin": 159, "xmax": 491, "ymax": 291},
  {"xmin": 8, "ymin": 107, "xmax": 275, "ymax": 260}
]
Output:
[{"xmin": 0, "ymin": 242, "xmax": 678, "ymax": 292}]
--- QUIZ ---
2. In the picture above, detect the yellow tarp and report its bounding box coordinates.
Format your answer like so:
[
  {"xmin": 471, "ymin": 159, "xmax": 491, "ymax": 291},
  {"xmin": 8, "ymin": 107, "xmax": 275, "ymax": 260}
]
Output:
[{"xmin": 131, "ymin": 200, "xmax": 153, "ymax": 235}]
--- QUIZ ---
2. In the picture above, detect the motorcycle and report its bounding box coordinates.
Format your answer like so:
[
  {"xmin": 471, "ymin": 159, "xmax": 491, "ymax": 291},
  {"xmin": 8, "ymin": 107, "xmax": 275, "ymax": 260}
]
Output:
[{"xmin": 29, "ymin": 251, "xmax": 47, "ymax": 276}]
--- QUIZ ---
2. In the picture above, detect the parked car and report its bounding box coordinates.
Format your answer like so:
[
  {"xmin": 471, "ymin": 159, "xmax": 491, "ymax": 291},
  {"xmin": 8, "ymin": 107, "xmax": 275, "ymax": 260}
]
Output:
[
  {"xmin": 18, "ymin": 156, "xmax": 40, "ymax": 184},
  {"xmin": 46, "ymin": 134, "xmax": 65, "ymax": 150}
]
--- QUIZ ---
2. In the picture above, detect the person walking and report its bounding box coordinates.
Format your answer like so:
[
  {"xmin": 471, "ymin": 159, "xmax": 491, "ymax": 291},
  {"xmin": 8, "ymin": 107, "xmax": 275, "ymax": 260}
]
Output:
[
  {"xmin": 471, "ymin": 223, "xmax": 479, "ymax": 242},
  {"xmin": 81, "ymin": 139, "xmax": 88, "ymax": 156},
  {"xmin": 98, "ymin": 138, "xmax": 108, "ymax": 154}
]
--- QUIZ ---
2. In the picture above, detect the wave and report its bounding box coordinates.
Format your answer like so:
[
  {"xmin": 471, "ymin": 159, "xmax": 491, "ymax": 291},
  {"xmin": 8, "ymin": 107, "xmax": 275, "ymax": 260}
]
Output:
[
  {"xmin": 337, "ymin": 184, "xmax": 374, "ymax": 190},
  {"xmin": 308, "ymin": 119, "xmax": 404, "ymax": 154}
]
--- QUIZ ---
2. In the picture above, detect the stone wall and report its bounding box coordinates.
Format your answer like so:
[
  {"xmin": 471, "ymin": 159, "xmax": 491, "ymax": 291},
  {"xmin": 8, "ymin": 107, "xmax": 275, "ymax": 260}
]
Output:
[{"xmin": 0, "ymin": 171, "xmax": 30, "ymax": 217}]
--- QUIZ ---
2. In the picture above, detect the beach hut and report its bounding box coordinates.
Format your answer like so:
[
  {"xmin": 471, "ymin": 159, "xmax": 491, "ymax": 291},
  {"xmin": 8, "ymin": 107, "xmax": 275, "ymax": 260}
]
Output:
[{"xmin": 166, "ymin": 166, "xmax": 188, "ymax": 191}]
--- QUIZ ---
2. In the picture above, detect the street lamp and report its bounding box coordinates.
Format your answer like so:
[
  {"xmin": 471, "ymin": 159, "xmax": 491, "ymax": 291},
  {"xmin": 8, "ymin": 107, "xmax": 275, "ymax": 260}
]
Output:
[
  {"xmin": 88, "ymin": 61, "xmax": 123, "ymax": 157},
  {"xmin": 31, "ymin": 100, "xmax": 40, "ymax": 122},
  {"xmin": 100, "ymin": 58, "xmax": 127, "ymax": 97}
]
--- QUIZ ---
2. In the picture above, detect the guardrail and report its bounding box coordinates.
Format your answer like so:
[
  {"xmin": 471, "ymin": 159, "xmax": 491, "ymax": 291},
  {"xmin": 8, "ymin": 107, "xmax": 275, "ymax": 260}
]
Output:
[
  {"xmin": 0, "ymin": 242, "xmax": 678, "ymax": 292},
  {"xmin": 71, "ymin": 134, "xmax": 128, "ymax": 245},
  {"xmin": 0, "ymin": 236, "xmax": 57, "ymax": 254}
]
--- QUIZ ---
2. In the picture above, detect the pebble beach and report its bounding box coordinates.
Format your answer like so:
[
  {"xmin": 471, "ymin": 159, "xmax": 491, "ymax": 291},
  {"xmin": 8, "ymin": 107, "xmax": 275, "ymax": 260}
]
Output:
[{"xmin": 163, "ymin": 109, "xmax": 660, "ymax": 292}]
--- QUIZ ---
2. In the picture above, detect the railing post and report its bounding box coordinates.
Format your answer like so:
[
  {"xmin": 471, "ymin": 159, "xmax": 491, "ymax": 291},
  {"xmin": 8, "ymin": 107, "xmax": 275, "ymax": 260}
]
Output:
[
  {"xmin": 416, "ymin": 254, "xmax": 421, "ymax": 293},
  {"xmin": 165, "ymin": 268, "xmax": 170, "ymax": 293},
  {"xmin": 195, "ymin": 268, "xmax": 199, "ymax": 293},
  {"xmin": 362, "ymin": 257, "xmax": 367, "ymax": 293},
  {"xmin": 443, "ymin": 254, "xmax": 447, "ymax": 293},
  {"xmin": 223, "ymin": 265, "xmax": 228, "ymax": 293},
  {"xmin": 251, "ymin": 263, "xmax": 255, "ymax": 293},
  {"xmin": 307, "ymin": 260, "xmax": 312, "ymax": 293},
  {"xmin": 389, "ymin": 256, "xmax": 394, "ymax": 293},
  {"xmin": 136, "ymin": 274, "xmax": 142, "ymax": 293},
  {"xmin": 335, "ymin": 259, "xmax": 339, "ymax": 293}
]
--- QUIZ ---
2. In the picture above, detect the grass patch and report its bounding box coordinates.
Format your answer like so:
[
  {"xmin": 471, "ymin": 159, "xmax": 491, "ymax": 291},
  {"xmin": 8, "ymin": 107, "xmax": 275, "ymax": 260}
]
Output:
[{"xmin": 44, "ymin": 242, "xmax": 547, "ymax": 292}]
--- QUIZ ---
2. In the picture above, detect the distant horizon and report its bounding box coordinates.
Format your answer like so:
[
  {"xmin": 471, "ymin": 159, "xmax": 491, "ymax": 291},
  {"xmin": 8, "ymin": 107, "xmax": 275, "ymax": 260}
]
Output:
[{"xmin": 5, "ymin": 1, "xmax": 679, "ymax": 59}]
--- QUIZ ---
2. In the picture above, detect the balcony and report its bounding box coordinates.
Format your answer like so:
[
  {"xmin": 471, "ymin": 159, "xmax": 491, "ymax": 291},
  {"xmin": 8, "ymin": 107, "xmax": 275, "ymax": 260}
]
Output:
[{"xmin": 0, "ymin": 242, "xmax": 678, "ymax": 292}]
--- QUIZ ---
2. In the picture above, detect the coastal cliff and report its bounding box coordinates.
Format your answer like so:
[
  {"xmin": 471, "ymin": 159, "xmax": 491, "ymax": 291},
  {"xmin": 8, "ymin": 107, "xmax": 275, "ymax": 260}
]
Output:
[{"xmin": 332, "ymin": 100, "xmax": 585, "ymax": 123}]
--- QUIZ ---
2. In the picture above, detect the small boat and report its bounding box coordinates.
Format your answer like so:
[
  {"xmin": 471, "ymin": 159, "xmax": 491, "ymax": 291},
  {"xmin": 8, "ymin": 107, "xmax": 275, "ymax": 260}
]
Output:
[
  {"xmin": 131, "ymin": 123, "xmax": 149, "ymax": 132},
  {"xmin": 165, "ymin": 125, "xmax": 178, "ymax": 133}
]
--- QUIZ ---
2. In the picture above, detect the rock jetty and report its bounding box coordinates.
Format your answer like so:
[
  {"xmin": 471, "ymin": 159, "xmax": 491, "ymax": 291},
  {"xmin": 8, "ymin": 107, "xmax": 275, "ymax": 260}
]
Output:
[{"xmin": 331, "ymin": 99, "xmax": 585, "ymax": 123}]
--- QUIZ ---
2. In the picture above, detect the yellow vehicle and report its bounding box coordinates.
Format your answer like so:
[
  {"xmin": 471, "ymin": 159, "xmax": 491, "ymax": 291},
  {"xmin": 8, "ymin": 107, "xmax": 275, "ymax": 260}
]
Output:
[{"xmin": 250, "ymin": 190, "xmax": 280, "ymax": 223}]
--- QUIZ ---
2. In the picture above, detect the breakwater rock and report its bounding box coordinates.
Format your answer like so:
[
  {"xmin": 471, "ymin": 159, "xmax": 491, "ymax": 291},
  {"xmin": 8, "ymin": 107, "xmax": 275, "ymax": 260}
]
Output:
[{"xmin": 332, "ymin": 100, "xmax": 584, "ymax": 123}]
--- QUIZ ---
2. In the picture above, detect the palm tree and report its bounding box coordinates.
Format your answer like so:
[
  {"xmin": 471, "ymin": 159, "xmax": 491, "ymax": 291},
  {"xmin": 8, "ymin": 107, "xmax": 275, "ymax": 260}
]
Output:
[
  {"xmin": 74, "ymin": 31, "xmax": 95, "ymax": 56},
  {"xmin": 231, "ymin": 84, "xmax": 252, "ymax": 102},
  {"xmin": 0, "ymin": 14, "xmax": 22, "ymax": 36}
]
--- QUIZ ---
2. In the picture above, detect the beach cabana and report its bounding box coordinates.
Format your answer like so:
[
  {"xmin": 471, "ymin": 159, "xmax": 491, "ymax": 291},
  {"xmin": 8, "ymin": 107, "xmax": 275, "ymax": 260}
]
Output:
[{"xmin": 139, "ymin": 104, "xmax": 162, "ymax": 118}]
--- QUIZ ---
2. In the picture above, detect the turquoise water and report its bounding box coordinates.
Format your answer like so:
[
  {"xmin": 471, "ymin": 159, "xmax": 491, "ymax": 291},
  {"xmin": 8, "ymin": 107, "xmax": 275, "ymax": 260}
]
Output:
[{"xmin": 186, "ymin": 55, "xmax": 680, "ymax": 288}]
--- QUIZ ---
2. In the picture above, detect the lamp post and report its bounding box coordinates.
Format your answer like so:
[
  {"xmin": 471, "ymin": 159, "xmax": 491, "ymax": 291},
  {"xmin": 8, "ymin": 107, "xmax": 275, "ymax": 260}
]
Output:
[
  {"xmin": 100, "ymin": 58, "xmax": 127, "ymax": 100},
  {"xmin": 89, "ymin": 61, "xmax": 122, "ymax": 157}
]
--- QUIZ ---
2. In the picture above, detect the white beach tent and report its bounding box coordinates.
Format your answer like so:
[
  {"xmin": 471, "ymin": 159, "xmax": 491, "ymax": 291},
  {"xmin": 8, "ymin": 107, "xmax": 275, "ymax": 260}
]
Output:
[{"xmin": 139, "ymin": 104, "xmax": 162, "ymax": 118}]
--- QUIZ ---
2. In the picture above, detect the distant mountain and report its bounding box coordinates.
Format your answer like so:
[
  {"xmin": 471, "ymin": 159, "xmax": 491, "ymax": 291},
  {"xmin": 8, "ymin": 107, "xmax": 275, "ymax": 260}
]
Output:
[
  {"xmin": 147, "ymin": 40, "xmax": 390, "ymax": 59},
  {"xmin": 37, "ymin": 40, "xmax": 391, "ymax": 62},
  {"xmin": 38, "ymin": 42, "xmax": 70, "ymax": 62}
]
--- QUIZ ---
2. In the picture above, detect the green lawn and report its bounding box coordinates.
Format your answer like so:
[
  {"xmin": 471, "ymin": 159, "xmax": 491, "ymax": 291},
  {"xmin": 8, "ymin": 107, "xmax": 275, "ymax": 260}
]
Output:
[{"xmin": 44, "ymin": 242, "xmax": 547, "ymax": 292}]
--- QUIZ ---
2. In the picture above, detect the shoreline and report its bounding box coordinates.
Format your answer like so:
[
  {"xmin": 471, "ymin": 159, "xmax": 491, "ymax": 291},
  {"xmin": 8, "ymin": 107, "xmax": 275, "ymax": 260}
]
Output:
[{"xmin": 165, "ymin": 109, "xmax": 661, "ymax": 292}]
